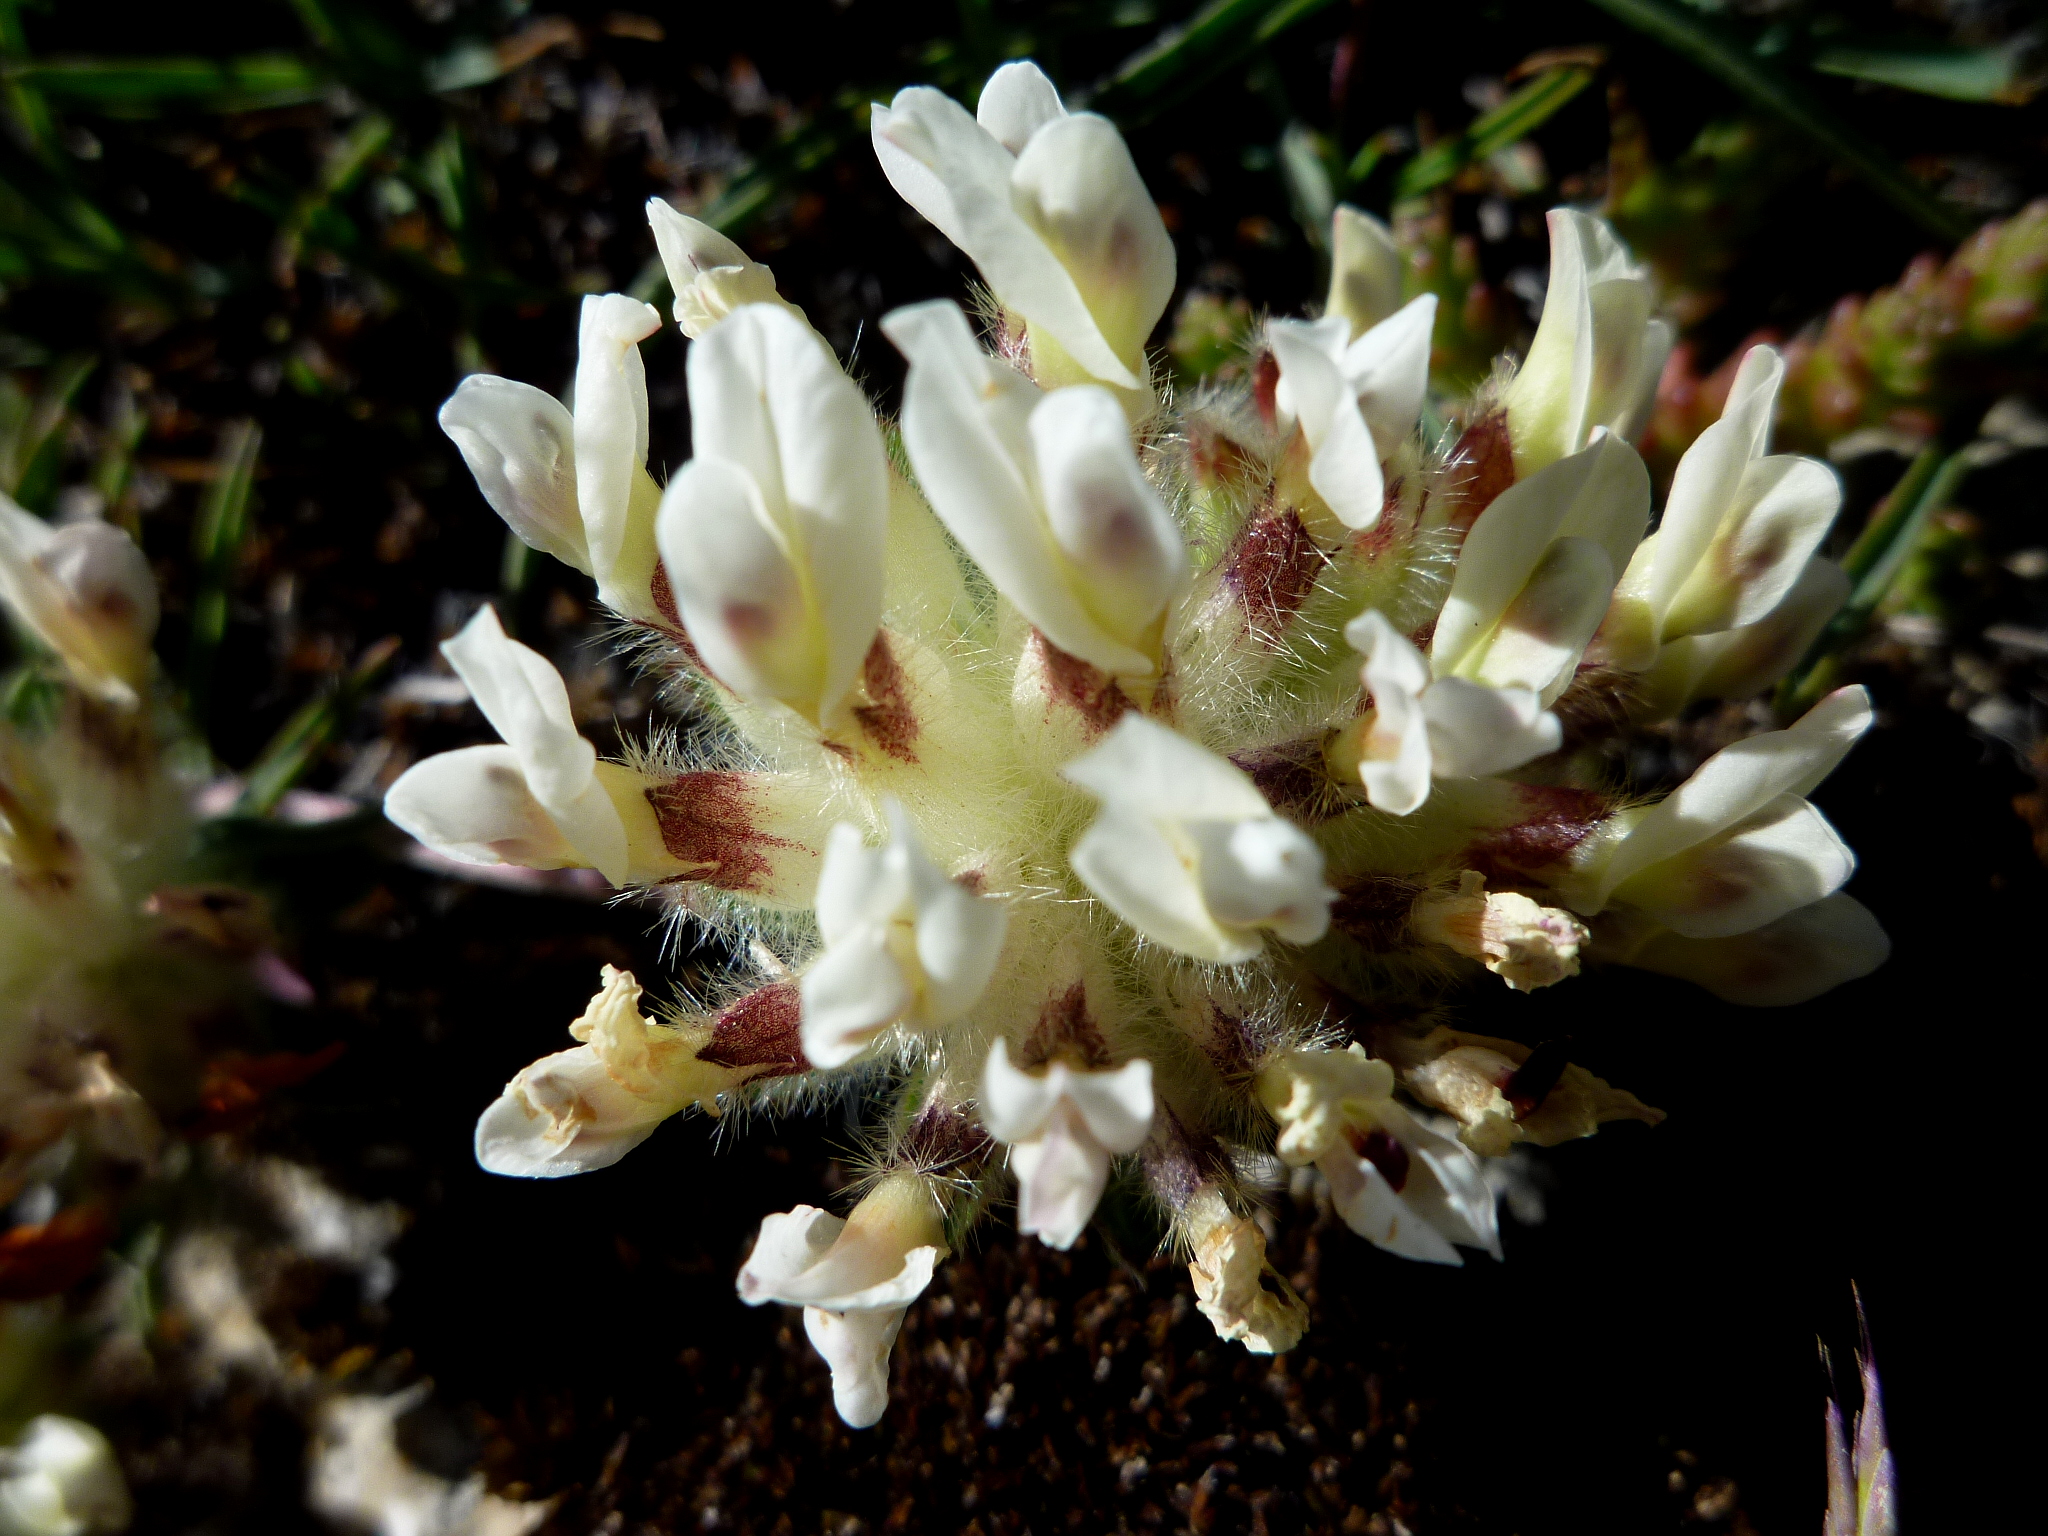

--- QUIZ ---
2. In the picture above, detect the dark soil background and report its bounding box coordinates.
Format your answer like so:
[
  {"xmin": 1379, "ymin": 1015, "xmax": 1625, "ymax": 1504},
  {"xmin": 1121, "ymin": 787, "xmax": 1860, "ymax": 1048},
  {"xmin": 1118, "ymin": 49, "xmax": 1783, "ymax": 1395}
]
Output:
[{"xmin": 6, "ymin": 1, "xmax": 2046, "ymax": 1532}]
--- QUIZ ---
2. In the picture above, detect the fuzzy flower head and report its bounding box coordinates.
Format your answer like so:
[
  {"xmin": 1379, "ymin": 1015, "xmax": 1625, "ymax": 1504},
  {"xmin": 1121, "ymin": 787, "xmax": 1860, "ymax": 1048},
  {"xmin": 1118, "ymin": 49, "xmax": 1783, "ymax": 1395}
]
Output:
[{"xmin": 395, "ymin": 61, "xmax": 1888, "ymax": 1423}]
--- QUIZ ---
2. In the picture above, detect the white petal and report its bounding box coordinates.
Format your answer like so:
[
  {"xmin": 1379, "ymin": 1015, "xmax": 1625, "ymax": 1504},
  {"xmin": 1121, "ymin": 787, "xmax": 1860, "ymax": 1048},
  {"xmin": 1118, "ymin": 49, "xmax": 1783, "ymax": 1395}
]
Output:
[
  {"xmin": 799, "ymin": 927, "xmax": 911, "ymax": 1068},
  {"xmin": 906, "ymin": 868, "xmax": 1008, "ymax": 1024},
  {"xmin": 753, "ymin": 1228, "xmax": 939, "ymax": 1311},
  {"xmin": 1342, "ymin": 293, "xmax": 1436, "ymax": 459},
  {"xmin": 1594, "ymin": 685, "xmax": 1872, "ymax": 904},
  {"xmin": 1187, "ymin": 818, "xmax": 1332, "ymax": 946},
  {"xmin": 803, "ymin": 1304, "xmax": 905, "ymax": 1428},
  {"xmin": 812, "ymin": 822, "xmax": 904, "ymax": 945},
  {"xmin": 645, "ymin": 197, "xmax": 750, "ymax": 282},
  {"xmin": 382, "ymin": 744, "xmax": 581, "ymax": 869},
  {"xmin": 1646, "ymin": 346, "xmax": 1782, "ymax": 625},
  {"xmin": 1010, "ymin": 1104, "xmax": 1110, "ymax": 1249},
  {"xmin": 572, "ymin": 294, "xmax": 661, "ymax": 594},
  {"xmin": 1327, "ymin": 203, "xmax": 1404, "ymax": 336},
  {"xmin": 1061, "ymin": 714, "xmax": 1272, "ymax": 821},
  {"xmin": 1382, "ymin": 1103, "xmax": 1502, "ymax": 1258},
  {"xmin": 1618, "ymin": 892, "xmax": 1889, "ymax": 1005},
  {"xmin": 1348, "ymin": 609, "xmax": 1434, "ymax": 815},
  {"xmin": 439, "ymin": 605, "xmax": 628, "ymax": 882},
  {"xmin": 975, "ymin": 60, "xmax": 1065, "ymax": 152},
  {"xmin": 979, "ymin": 1038, "xmax": 1063, "ymax": 1143},
  {"xmin": 1432, "ymin": 432, "xmax": 1649, "ymax": 678},
  {"xmin": 1028, "ymin": 384, "xmax": 1188, "ymax": 642},
  {"xmin": 1320, "ymin": 1149, "xmax": 1464, "ymax": 1265},
  {"xmin": 1613, "ymin": 792, "xmax": 1855, "ymax": 939},
  {"xmin": 1686, "ymin": 557, "xmax": 1850, "ymax": 703},
  {"xmin": 1065, "ymin": 1056, "xmax": 1155, "ymax": 1153},
  {"xmin": 1469, "ymin": 535, "xmax": 1616, "ymax": 698},
  {"xmin": 1420, "ymin": 678, "xmax": 1561, "ymax": 778},
  {"xmin": 1008, "ymin": 113, "xmax": 1175, "ymax": 382},
  {"xmin": 870, "ymin": 90, "xmax": 973, "ymax": 251},
  {"xmin": 657, "ymin": 456, "xmax": 818, "ymax": 706},
  {"xmin": 1269, "ymin": 311, "xmax": 1397, "ymax": 528},
  {"xmin": 1069, "ymin": 811, "xmax": 1252, "ymax": 963},
  {"xmin": 669, "ymin": 304, "xmax": 888, "ymax": 719},
  {"xmin": 736, "ymin": 1206, "xmax": 844, "ymax": 1301},
  {"xmin": 0, "ymin": 496, "xmax": 157, "ymax": 705},
  {"xmin": 438, "ymin": 376, "xmax": 588, "ymax": 572},
  {"xmin": 473, "ymin": 1045, "xmax": 662, "ymax": 1177},
  {"xmin": 1663, "ymin": 454, "xmax": 1842, "ymax": 638}
]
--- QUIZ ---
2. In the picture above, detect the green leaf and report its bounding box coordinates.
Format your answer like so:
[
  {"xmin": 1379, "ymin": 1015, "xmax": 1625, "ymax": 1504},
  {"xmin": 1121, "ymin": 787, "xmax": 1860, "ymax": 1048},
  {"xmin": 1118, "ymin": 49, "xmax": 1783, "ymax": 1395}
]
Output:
[
  {"xmin": 2, "ymin": 54, "xmax": 331, "ymax": 114},
  {"xmin": 1083, "ymin": 0, "xmax": 1341, "ymax": 123},
  {"xmin": 1393, "ymin": 65, "xmax": 1596, "ymax": 201},
  {"xmin": 1583, "ymin": 0, "xmax": 1970, "ymax": 242},
  {"xmin": 1813, "ymin": 33, "xmax": 2041, "ymax": 106}
]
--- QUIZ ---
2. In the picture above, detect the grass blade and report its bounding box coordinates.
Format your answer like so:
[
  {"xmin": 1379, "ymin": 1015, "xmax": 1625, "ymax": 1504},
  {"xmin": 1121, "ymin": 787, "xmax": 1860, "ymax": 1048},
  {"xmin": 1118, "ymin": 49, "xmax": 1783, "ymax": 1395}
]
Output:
[
  {"xmin": 1583, "ymin": 0, "xmax": 1970, "ymax": 242},
  {"xmin": 185, "ymin": 419, "xmax": 261, "ymax": 735},
  {"xmin": 3, "ymin": 55, "xmax": 331, "ymax": 114},
  {"xmin": 235, "ymin": 634, "xmax": 400, "ymax": 817}
]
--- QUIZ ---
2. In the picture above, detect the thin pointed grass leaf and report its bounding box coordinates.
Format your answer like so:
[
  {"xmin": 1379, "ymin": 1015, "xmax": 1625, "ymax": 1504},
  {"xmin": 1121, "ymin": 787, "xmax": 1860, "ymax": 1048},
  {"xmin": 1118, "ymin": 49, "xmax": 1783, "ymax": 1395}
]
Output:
[
  {"xmin": 5, "ymin": 350, "xmax": 96, "ymax": 512},
  {"xmin": 4, "ymin": 55, "xmax": 332, "ymax": 114},
  {"xmin": 235, "ymin": 634, "xmax": 401, "ymax": 817},
  {"xmin": 1778, "ymin": 443, "xmax": 1971, "ymax": 714},
  {"xmin": 185, "ymin": 419, "xmax": 262, "ymax": 736},
  {"xmin": 1582, "ymin": 0, "xmax": 1970, "ymax": 241},
  {"xmin": 1814, "ymin": 32, "xmax": 2042, "ymax": 106},
  {"xmin": 1392, "ymin": 64, "xmax": 1596, "ymax": 201},
  {"xmin": 1081, "ymin": 0, "xmax": 1341, "ymax": 123}
]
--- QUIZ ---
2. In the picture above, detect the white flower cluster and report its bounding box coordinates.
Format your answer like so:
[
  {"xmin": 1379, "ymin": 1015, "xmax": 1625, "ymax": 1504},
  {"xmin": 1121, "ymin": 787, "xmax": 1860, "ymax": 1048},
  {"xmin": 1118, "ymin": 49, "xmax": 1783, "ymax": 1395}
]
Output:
[{"xmin": 387, "ymin": 61, "xmax": 1888, "ymax": 1426}]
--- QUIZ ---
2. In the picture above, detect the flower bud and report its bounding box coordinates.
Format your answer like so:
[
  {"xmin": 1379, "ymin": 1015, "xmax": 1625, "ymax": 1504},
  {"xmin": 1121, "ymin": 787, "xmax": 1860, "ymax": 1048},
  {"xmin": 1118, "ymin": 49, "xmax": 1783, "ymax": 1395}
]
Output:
[
  {"xmin": 1409, "ymin": 871, "xmax": 1586, "ymax": 992},
  {"xmin": 1184, "ymin": 1193, "xmax": 1308, "ymax": 1354},
  {"xmin": 1326, "ymin": 204, "xmax": 1405, "ymax": 339},
  {"xmin": 1266, "ymin": 295, "xmax": 1435, "ymax": 532},
  {"xmin": 886, "ymin": 299, "xmax": 1187, "ymax": 678},
  {"xmin": 0, "ymin": 1415, "xmax": 131, "ymax": 1536},
  {"xmin": 799, "ymin": 803, "xmax": 1009, "ymax": 1069},
  {"xmin": 1062, "ymin": 715, "xmax": 1333, "ymax": 964},
  {"xmin": 737, "ymin": 1172, "xmax": 948, "ymax": 1427},
  {"xmin": 980, "ymin": 1039, "xmax": 1153, "ymax": 1250},
  {"xmin": 872, "ymin": 61, "xmax": 1174, "ymax": 394},
  {"xmin": 1254, "ymin": 1043, "xmax": 1393, "ymax": 1166},
  {"xmin": 645, "ymin": 198, "xmax": 808, "ymax": 338},
  {"xmin": 1503, "ymin": 209, "xmax": 1672, "ymax": 476},
  {"xmin": 0, "ymin": 495, "xmax": 158, "ymax": 708},
  {"xmin": 656, "ymin": 304, "xmax": 888, "ymax": 727},
  {"xmin": 1372, "ymin": 1025, "xmax": 1663, "ymax": 1157}
]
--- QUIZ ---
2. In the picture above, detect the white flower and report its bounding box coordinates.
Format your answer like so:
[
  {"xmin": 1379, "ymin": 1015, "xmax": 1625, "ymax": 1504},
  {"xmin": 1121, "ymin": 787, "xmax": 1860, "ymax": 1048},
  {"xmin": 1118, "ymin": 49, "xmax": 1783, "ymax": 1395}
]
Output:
[
  {"xmin": 1061, "ymin": 715, "xmax": 1333, "ymax": 964},
  {"xmin": 1267, "ymin": 296, "xmax": 1435, "ymax": 532},
  {"xmin": 1430, "ymin": 430, "xmax": 1651, "ymax": 703},
  {"xmin": 1502, "ymin": 209, "xmax": 1672, "ymax": 475},
  {"xmin": 0, "ymin": 495, "xmax": 157, "ymax": 708},
  {"xmin": 1591, "ymin": 890, "xmax": 1890, "ymax": 1006},
  {"xmin": 645, "ymin": 198, "xmax": 808, "ymax": 338},
  {"xmin": 475, "ymin": 966, "xmax": 741, "ymax": 1178},
  {"xmin": 1602, "ymin": 346, "xmax": 1842, "ymax": 669},
  {"xmin": 1257, "ymin": 1045, "xmax": 1500, "ymax": 1266},
  {"xmin": 1334, "ymin": 609, "xmax": 1561, "ymax": 815},
  {"xmin": 438, "ymin": 293, "xmax": 665, "ymax": 622},
  {"xmin": 655, "ymin": 303, "xmax": 889, "ymax": 727},
  {"xmin": 309, "ymin": 1387, "xmax": 546, "ymax": 1536},
  {"xmin": 799, "ymin": 802, "xmax": 1008, "ymax": 1069},
  {"xmin": 382, "ymin": 604, "xmax": 660, "ymax": 887},
  {"xmin": 0, "ymin": 1415, "xmax": 131, "ymax": 1536},
  {"xmin": 1569, "ymin": 686, "xmax": 1874, "ymax": 937},
  {"xmin": 1635, "ymin": 555, "xmax": 1849, "ymax": 717},
  {"xmin": 1325, "ymin": 204, "xmax": 1405, "ymax": 339},
  {"xmin": 1184, "ymin": 1194, "xmax": 1307, "ymax": 1354},
  {"xmin": 979, "ymin": 1039, "xmax": 1153, "ymax": 1249},
  {"xmin": 885, "ymin": 299, "xmax": 1187, "ymax": 678},
  {"xmin": 736, "ymin": 1173, "xmax": 947, "ymax": 1428},
  {"xmin": 872, "ymin": 60, "xmax": 1174, "ymax": 392},
  {"xmin": 1408, "ymin": 871, "xmax": 1587, "ymax": 992}
]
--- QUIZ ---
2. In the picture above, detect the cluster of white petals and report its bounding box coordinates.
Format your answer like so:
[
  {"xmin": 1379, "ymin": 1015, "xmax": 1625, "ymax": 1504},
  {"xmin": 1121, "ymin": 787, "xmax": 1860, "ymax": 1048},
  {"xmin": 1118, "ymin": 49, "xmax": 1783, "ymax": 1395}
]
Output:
[
  {"xmin": 980, "ymin": 1040, "xmax": 1153, "ymax": 1249},
  {"xmin": 0, "ymin": 1416, "xmax": 131, "ymax": 1536},
  {"xmin": 385, "ymin": 54, "xmax": 1899, "ymax": 1429}
]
